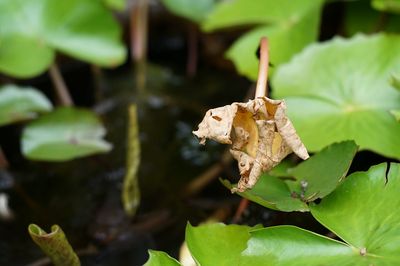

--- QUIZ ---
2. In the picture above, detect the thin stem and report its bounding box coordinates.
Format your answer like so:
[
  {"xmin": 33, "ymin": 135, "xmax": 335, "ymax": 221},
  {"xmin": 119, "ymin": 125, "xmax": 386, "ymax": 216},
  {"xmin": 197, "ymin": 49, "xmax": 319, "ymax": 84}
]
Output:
[
  {"xmin": 255, "ymin": 37, "xmax": 269, "ymax": 98},
  {"xmin": 49, "ymin": 64, "xmax": 73, "ymax": 106},
  {"xmin": 130, "ymin": 0, "xmax": 148, "ymax": 63},
  {"xmin": 130, "ymin": 0, "xmax": 148, "ymax": 91},
  {"xmin": 233, "ymin": 198, "xmax": 249, "ymax": 223}
]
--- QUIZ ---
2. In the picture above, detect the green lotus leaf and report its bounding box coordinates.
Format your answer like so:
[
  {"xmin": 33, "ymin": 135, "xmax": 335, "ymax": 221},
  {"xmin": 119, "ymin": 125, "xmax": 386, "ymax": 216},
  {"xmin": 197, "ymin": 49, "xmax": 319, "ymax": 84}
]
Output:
[
  {"xmin": 221, "ymin": 175, "xmax": 309, "ymax": 212},
  {"xmin": 0, "ymin": 85, "xmax": 52, "ymax": 126},
  {"xmin": 222, "ymin": 141, "xmax": 356, "ymax": 212},
  {"xmin": 22, "ymin": 107, "xmax": 112, "ymax": 161},
  {"xmin": 286, "ymin": 141, "xmax": 358, "ymax": 202},
  {"xmin": 186, "ymin": 223, "xmax": 260, "ymax": 266},
  {"xmin": 344, "ymin": 0, "xmax": 400, "ymax": 36},
  {"xmin": 0, "ymin": 0, "xmax": 126, "ymax": 78},
  {"xmin": 103, "ymin": 0, "xmax": 126, "ymax": 10},
  {"xmin": 240, "ymin": 163, "xmax": 400, "ymax": 265},
  {"xmin": 372, "ymin": 0, "xmax": 400, "ymax": 13},
  {"xmin": 202, "ymin": 0, "xmax": 323, "ymax": 80},
  {"xmin": 273, "ymin": 34, "xmax": 400, "ymax": 159},
  {"xmin": 160, "ymin": 0, "xmax": 215, "ymax": 23},
  {"xmin": 144, "ymin": 250, "xmax": 181, "ymax": 266}
]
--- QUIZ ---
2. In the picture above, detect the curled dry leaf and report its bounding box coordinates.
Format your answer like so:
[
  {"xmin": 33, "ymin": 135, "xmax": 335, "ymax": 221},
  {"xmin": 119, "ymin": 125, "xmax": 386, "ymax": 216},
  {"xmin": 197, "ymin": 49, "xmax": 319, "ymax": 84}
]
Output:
[{"xmin": 193, "ymin": 97, "xmax": 309, "ymax": 192}]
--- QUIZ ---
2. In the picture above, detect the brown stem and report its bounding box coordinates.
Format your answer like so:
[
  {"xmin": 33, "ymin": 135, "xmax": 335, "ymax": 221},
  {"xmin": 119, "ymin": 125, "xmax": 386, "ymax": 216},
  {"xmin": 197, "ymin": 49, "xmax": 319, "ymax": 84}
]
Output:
[
  {"xmin": 49, "ymin": 64, "xmax": 73, "ymax": 106},
  {"xmin": 232, "ymin": 198, "xmax": 249, "ymax": 223},
  {"xmin": 130, "ymin": 0, "xmax": 148, "ymax": 63},
  {"xmin": 130, "ymin": 0, "xmax": 148, "ymax": 91},
  {"xmin": 255, "ymin": 37, "xmax": 269, "ymax": 98}
]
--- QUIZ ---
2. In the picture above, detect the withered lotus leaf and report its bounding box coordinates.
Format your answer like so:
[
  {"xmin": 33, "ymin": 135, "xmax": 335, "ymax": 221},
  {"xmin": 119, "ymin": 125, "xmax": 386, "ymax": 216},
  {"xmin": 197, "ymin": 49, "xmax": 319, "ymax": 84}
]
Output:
[{"xmin": 193, "ymin": 97, "xmax": 309, "ymax": 192}]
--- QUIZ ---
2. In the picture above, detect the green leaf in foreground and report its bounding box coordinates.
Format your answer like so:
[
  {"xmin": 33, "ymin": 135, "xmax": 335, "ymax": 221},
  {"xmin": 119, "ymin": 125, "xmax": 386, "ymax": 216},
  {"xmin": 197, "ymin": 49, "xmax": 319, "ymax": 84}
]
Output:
[
  {"xmin": 202, "ymin": 0, "xmax": 323, "ymax": 80},
  {"xmin": 241, "ymin": 162, "xmax": 400, "ymax": 265},
  {"xmin": 242, "ymin": 226, "xmax": 354, "ymax": 266},
  {"xmin": 310, "ymin": 163, "xmax": 400, "ymax": 262},
  {"xmin": 186, "ymin": 223, "xmax": 260, "ymax": 266},
  {"xmin": 0, "ymin": 0, "xmax": 126, "ymax": 78},
  {"xmin": 287, "ymin": 141, "xmax": 358, "ymax": 202},
  {"xmin": 372, "ymin": 0, "xmax": 400, "ymax": 13},
  {"xmin": 122, "ymin": 105, "xmax": 141, "ymax": 217},
  {"xmin": 28, "ymin": 224, "xmax": 80, "ymax": 266},
  {"xmin": 221, "ymin": 175, "xmax": 308, "ymax": 212},
  {"xmin": 147, "ymin": 163, "xmax": 400, "ymax": 265},
  {"xmin": 22, "ymin": 107, "xmax": 112, "ymax": 161},
  {"xmin": 144, "ymin": 250, "xmax": 181, "ymax": 266},
  {"xmin": 0, "ymin": 85, "xmax": 52, "ymax": 126},
  {"xmin": 223, "ymin": 141, "xmax": 357, "ymax": 212},
  {"xmin": 160, "ymin": 0, "xmax": 215, "ymax": 23},
  {"xmin": 273, "ymin": 34, "xmax": 400, "ymax": 159}
]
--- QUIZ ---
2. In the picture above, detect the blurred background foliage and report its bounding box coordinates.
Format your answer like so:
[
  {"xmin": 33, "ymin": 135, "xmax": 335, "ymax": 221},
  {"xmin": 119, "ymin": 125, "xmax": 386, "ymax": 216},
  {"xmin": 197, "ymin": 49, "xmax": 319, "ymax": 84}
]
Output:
[{"xmin": 1, "ymin": 0, "xmax": 400, "ymax": 265}]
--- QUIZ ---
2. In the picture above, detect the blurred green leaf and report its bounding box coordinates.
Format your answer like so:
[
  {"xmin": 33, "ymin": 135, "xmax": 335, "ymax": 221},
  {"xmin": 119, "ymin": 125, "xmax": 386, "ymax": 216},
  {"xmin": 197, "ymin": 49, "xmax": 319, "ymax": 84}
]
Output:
[
  {"xmin": 22, "ymin": 107, "xmax": 112, "ymax": 161},
  {"xmin": 144, "ymin": 250, "xmax": 181, "ymax": 266},
  {"xmin": 161, "ymin": 0, "xmax": 215, "ymax": 23},
  {"xmin": 0, "ymin": 0, "xmax": 126, "ymax": 78},
  {"xmin": 372, "ymin": 0, "xmax": 400, "ymax": 13},
  {"xmin": 391, "ymin": 110, "xmax": 400, "ymax": 121},
  {"xmin": 186, "ymin": 223, "xmax": 260, "ymax": 266},
  {"xmin": 273, "ymin": 34, "xmax": 400, "ymax": 159},
  {"xmin": 28, "ymin": 224, "xmax": 80, "ymax": 266},
  {"xmin": 0, "ymin": 35, "xmax": 54, "ymax": 78},
  {"xmin": 202, "ymin": 0, "xmax": 321, "ymax": 31},
  {"xmin": 344, "ymin": 0, "xmax": 400, "ymax": 36},
  {"xmin": 202, "ymin": 0, "xmax": 323, "ymax": 80},
  {"xmin": 221, "ymin": 176, "xmax": 309, "ymax": 212},
  {"xmin": 122, "ymin": 105, "xmax": 141, "ymax": 217},
  {"xmin": 103, "ymin": 0, "xmax": 126, "ymax": 10},
  {"xmin": 287, "ymin": 141, "xmax": 358, "ymax": 202},
  {"xmin": 391, "ymin": 73, "xmax": 400, "ymax": 91},
  {"xmin": 0, "ymin": 85, "xmax": 52, "ymax": 126}
]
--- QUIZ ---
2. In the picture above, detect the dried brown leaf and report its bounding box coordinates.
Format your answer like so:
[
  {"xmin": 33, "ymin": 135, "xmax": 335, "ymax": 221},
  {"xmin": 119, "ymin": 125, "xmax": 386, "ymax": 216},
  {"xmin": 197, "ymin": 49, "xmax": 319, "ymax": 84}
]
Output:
[{"xmin": 193, "ymin": 97, "xmax": 309, "ymax": 192}]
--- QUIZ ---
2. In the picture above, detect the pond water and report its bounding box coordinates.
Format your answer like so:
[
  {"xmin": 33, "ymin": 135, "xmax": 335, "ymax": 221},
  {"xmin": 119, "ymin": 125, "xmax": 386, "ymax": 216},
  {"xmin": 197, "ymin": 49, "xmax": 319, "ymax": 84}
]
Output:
[{"xmin": 0, "ymin": 60, "xmax": 255, "ymax": 265}]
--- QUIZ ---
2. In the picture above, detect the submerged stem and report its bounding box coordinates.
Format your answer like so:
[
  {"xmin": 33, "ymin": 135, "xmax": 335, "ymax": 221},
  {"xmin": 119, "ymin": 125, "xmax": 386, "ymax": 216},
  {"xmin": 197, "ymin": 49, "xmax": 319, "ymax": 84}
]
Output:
[
  {"xmin": 255, "ymin": 37, "xmax": 269, "ymax": 98},
  {"xmin": 49, "ymin": 64, "xmax": 73, "ymax": 106}
]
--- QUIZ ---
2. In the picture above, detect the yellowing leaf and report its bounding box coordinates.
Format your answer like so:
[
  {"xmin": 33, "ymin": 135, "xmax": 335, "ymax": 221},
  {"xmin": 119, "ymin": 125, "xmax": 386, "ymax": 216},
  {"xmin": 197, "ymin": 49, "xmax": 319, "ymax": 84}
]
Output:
[{"xmin": 193, "ymin": 97, "xmax": 308, "ymax": 192}]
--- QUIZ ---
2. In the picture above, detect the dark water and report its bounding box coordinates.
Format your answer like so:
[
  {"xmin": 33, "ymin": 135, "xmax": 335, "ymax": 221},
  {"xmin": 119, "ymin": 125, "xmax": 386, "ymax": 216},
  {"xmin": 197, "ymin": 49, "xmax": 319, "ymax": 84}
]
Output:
[{"xmin": 0, "ymin": 61, "xmax": 252, "ymax": 265}]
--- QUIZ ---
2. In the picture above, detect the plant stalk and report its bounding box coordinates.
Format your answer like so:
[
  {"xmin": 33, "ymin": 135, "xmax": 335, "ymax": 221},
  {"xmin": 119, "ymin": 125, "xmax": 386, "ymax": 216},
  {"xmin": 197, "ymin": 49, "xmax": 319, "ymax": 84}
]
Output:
[
  {"xmin": 49, "ymin": 64, "xmax": 73, "ymax": 106},
  {"xmin": 255, "ymin": 37, "xmax": 269, "ymax": 98},
  {"xmin": 130, "ymin": 0, "xmax": 149, "ymax": 91},
  {"xmin": 130, "ymin": 0, "xmax": 148, "ymax": 64}
]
